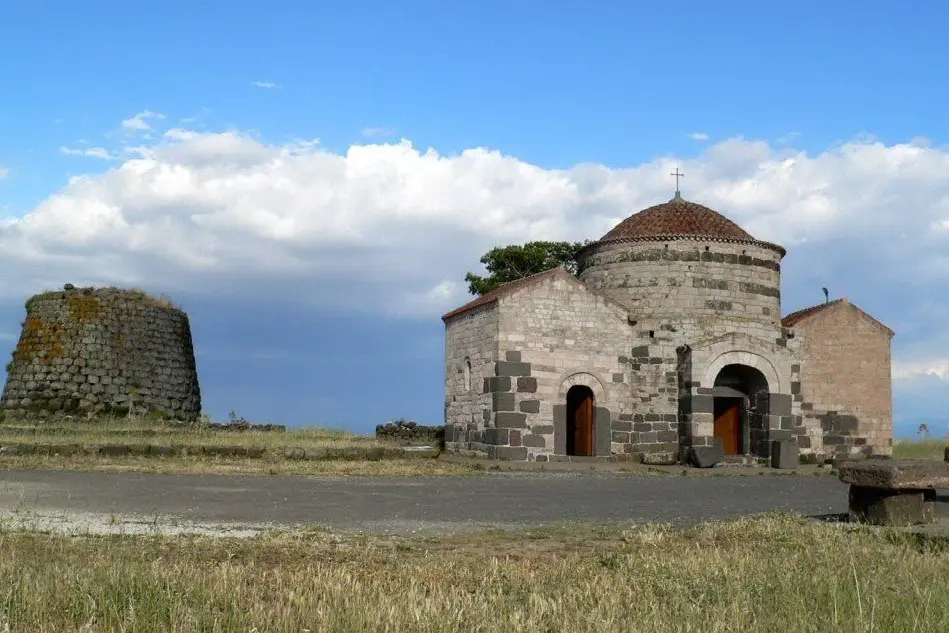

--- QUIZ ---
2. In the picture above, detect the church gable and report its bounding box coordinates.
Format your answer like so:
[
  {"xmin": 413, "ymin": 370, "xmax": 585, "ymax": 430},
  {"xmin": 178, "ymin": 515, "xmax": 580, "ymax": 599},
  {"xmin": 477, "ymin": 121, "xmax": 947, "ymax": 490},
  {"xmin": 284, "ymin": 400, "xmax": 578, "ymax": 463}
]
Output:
[
  {"xmin": 782, "ymin": 298, "xmax": 893, "ymax": 337},
  {"xmin": 441, "ymin": 267, "xmax": 566, "ymax": 322},
  {"xmin": 497, "ymin": 268, "xmax": 630, "ymax": 323}
]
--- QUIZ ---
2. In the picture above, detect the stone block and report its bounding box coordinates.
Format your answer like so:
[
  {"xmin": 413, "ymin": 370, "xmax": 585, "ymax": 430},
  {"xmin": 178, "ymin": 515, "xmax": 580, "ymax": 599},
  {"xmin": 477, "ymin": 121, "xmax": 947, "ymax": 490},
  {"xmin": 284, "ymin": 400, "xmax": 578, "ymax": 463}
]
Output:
[
  {"xmin": 522, "ymin": 434, "xmax": 546, "ymax": 448},
  {"xmin": 482, "ymin": 428, "xmax": 510, "ymax": 445},
  {"xmin": 769, "ymin": 393, "xmax": 792, "ymax": 416},
  {"xmin": 848, "ymin": 486, "xmax": 938, "ymax": 526},
  {"xmin": 516, "ymin": 377, "xmax": 537, "ymax": 393},
  {"xmin": 595, "ymin": 407, "xmax": 612, "ymax": 456},
  {"xmin": 493, "ymin": 446, "xmax": 529, "ymax": 460},
  {"xmin": 641, "ymin": 451, "xmax": 677, "ymax": 466},
  {"xmin": 838, "ymin": 460, "xmax": 949, "ymax": 489},
  {"xmin": 519, "ymin": 399, "xmax": 540, "ymax": 413},
  {"xmin": 657, "ymin": 430, "xmax": 678, "ymax": 443},
  {"xmin": 770, "ymin": 440, "xmax": 798, "ymax": 469},
  {"xmin": 689, "ymin": 444, "xmax": 724, "ymax": 468},
  {"xmin": 505, "ymin": 350, "xmax": 522, "ymax": 362},
  {"xmin": 495, "ymin": 361, "xmax": 531, "ymax": 377},
  {"xmin": 492, "ymin": 392, "xmax": 515, "ymax": 411},
  {"xmin": 691, "ymin": 394, "xmax": 714, "ymax": 414},
  {"xmin": 532, "ymin": 424, "xmax": 554, "ymax": 435},
  {"xmin": 553, "ymin": 405, "xmax": 566, "ymax": 455},
  {"xmin": 630, "ymin": 345, "xmax": 649, "ymax": 358},
  {"xmin": 612, "ymin": 431, "xmax": 630, "ymax": 443},
  {"xmin": 483, "ymin": 377, "xmax": 512, "ymax": 393},
  {"xmin": 495, "ymin": 412, "xmax": 527, "ymax": 429},
  {"xmin": 612, "ymin": 373, "xmax": 624, "ymax": 383}
]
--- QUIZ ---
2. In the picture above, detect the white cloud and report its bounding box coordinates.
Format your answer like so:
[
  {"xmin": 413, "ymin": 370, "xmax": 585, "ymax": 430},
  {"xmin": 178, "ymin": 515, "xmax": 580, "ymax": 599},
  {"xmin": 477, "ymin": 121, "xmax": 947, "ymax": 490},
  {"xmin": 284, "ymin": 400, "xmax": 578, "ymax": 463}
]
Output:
[
  {"xmin": 362, "ymin": 126, "xmax": 396, "ymax": 139},
  {"xmin": 894, "ymin": 361, "xmax": 949, "ymax": 382},
  {"xmin": 688, "ymin": 132, "xmax": 709, "ymax": 141},
  {"xmin": 1, "ymin": 129, "xmax": 949, "ymax": 333},
  {"xmin": 60, "ymin": 146, "xmax": 119, "ymax": 160},
  {"xmin": 121, "ymin": 110, "xmax": 165, "ymax": 133},
  {"xmin": 0, "ymin": 166, "xmax": 7, "ymax": 179},
  {"xmin": 0, "ymin": 331, "xmax": 15, "ymax": 341},
  {"xmin": 251, "ymin": 81, "xmax": 281, "ymax": 89}
]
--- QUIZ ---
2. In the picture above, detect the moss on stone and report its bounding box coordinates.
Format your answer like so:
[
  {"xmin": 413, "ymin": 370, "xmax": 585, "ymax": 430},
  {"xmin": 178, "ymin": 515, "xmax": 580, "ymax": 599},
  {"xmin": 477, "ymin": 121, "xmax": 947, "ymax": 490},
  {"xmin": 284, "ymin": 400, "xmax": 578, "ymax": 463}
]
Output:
[{"xmin": 66, "ymin": 294, "xmax": 102, "ymax": 322}]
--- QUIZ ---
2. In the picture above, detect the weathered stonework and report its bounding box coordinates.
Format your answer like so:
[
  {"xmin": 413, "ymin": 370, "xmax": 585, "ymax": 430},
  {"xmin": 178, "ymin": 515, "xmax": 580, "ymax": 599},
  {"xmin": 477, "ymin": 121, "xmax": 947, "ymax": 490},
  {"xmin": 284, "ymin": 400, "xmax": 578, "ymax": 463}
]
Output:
[
  {"xmin": 1, "ymin": 286, "xmax": 201, "ymax": 421},
  {"xmin": 442, "ymin": 196, "xmax": 894, "ymax": 462}
]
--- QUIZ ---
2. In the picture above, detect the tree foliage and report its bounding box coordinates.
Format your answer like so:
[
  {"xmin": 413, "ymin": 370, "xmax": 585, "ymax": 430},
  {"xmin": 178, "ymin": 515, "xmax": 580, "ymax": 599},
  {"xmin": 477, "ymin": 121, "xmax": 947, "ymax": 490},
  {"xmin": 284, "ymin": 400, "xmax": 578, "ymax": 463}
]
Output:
[{"xmin": 464, "ymin": 240, "xmax": 588, "ymax": 296}]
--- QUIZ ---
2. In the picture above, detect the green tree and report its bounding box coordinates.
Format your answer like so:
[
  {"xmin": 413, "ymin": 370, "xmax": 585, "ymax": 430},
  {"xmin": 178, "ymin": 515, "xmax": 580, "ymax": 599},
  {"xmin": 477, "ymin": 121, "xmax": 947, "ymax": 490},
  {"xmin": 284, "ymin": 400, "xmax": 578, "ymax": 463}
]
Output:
[{"xmin": 464, "ymin": 240, "xmax": 588, "ymax": 296}]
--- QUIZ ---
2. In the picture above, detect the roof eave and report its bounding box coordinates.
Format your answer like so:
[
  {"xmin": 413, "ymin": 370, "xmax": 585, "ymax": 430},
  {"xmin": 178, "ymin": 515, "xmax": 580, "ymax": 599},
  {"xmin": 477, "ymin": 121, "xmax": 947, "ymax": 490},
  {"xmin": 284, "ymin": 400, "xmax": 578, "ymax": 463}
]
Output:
[{"xmin": 577, "ymin": 234, "xmax": 787, "ymax": 258}]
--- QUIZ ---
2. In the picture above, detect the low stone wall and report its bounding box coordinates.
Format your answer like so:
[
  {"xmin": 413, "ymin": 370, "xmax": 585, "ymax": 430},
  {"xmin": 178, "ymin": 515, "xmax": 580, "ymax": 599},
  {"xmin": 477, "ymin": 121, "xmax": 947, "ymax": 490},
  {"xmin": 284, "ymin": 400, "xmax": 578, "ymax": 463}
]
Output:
[{"xmin": 375, "ymin": 420, "xmax": 445, "ymax": 445}]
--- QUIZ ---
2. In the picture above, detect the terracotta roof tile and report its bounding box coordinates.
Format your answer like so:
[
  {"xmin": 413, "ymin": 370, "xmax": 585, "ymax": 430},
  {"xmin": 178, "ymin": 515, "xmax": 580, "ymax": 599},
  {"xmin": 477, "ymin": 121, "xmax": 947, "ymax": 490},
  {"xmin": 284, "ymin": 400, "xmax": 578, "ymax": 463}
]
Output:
[
  {"xmin": 600, "ymin": 196, "xmax": 755, "ymax": 242},
  {"xmin": 441, "ymin": 268, "xmax": 566, "ymax": 321}
]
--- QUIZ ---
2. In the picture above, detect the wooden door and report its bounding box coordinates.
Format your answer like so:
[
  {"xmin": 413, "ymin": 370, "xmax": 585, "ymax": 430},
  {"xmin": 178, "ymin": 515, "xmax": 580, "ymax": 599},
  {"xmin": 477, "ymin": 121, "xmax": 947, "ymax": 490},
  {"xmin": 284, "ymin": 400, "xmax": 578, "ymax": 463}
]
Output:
[
  {"xmin": 575, "ymin": 393, "xmax": 594, "ymax": 456},
  {"xmin": 714, "ymin": 403, "xmax": 740, "ymax": 455}
]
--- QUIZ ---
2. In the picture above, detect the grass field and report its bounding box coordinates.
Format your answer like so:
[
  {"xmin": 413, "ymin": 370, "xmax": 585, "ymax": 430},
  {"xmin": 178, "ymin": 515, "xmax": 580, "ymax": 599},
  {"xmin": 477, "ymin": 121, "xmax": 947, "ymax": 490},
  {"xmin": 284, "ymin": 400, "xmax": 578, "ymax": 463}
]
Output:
[
  {"xmin": 0, "ymin": 417, "xmax": 479, "ymax": 476},
  {"xmin": 892, "ymin": 437, "xmax": 946, "ymax": 460},
  {"xmin": 1, "ymin": 514, "xmax": 948, "ymax": 632}
]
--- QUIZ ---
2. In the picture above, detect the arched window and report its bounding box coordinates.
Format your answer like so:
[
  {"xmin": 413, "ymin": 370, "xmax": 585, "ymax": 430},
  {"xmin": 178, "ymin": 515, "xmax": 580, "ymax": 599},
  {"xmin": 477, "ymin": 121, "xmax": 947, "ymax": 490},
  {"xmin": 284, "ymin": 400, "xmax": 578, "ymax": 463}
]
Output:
[{"xmin": 463, "ymin": 357, "xmax": 472, "ymax": 391}]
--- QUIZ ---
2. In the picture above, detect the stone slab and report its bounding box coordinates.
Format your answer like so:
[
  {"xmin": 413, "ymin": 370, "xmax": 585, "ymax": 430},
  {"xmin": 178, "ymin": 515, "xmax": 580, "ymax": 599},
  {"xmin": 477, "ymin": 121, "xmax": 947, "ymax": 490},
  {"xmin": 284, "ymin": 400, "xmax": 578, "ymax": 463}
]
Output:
[
  {"xmin": 838, "ymin": 460, "xmax": 949, "ymax": 490},
  {"xmin": 848, "ymin": 485, "xmax": 938, "ymax": 526}
]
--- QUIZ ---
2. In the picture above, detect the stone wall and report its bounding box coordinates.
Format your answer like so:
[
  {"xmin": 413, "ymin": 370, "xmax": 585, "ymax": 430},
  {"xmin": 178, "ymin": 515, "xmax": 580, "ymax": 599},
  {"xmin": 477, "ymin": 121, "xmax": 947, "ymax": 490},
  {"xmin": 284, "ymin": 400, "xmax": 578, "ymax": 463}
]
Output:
[
  {"xmin": 494, "ymin": 273, "xmax": 634, "ymax": 460},
  {"xmin": 577, "ymin": 239, "xmax": 784, "ymax": 329},
  {"xmin": 443, "ymin": 302, "xmax": 499, "ymax": 454},
  {"xmin": 789, "ymin": 301, "xmax": 894, "ymax": 457},
  {"xmin": 0, "ymin": 286, "xmax": 201, "ymax": 421}
]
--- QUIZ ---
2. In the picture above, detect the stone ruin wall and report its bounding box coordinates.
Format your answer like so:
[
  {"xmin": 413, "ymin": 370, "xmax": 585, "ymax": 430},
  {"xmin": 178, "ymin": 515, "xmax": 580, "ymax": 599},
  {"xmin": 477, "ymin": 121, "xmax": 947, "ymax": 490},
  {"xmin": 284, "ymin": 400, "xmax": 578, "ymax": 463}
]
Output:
[{"xmin": 0, "ymin": 286, "xmax": 201, "ymax": 422}]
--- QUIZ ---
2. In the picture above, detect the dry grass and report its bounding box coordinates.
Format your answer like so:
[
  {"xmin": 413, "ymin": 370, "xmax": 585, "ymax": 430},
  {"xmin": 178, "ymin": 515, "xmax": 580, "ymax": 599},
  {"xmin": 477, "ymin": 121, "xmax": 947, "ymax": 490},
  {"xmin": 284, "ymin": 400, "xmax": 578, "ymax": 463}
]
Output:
[
  {"xmin": 0, "ymin": 452, "xmax": 477, "ymax": 476},
  {"xmin": 1, "ymin": 514, "xmax": 948, "ymax": 631},
  {"xmin": 0, "ymin": 417, "xmax": 386, "ymax": 451}
]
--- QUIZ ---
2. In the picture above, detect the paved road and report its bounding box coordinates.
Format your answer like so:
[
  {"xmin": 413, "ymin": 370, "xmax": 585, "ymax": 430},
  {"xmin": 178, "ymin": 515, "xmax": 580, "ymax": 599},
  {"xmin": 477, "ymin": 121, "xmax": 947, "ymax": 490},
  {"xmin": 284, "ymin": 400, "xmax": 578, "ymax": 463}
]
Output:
[{"xmin": 0, "ymin": 469, "xmax": 854, "ymax": 533}]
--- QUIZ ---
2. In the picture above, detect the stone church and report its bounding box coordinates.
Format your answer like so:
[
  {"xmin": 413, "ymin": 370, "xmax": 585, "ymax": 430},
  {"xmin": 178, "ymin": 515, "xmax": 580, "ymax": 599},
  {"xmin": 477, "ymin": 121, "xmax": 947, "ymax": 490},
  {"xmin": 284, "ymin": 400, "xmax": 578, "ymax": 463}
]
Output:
[{"xmin": 442, "ymin": 192, "xmax": 894, "ymax": 463}]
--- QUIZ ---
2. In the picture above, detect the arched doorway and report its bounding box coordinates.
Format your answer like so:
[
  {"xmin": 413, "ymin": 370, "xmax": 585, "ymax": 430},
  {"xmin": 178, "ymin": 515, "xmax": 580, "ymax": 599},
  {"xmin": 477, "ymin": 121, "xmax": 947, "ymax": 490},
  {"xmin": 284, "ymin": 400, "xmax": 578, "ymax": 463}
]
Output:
[
  {"xmin": 712, "ymin": 364, "xmax": 769, "ymax": 456},
  {"xmin": 566, "ymin": 385, "xmax": 595, "ymax": 456}
]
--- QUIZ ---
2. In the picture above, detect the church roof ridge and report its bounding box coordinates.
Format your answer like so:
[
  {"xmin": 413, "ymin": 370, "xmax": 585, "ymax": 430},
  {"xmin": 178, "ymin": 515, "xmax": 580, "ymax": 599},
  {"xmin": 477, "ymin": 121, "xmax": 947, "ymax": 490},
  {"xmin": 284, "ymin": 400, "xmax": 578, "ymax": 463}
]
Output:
[
  {"xmin": 781, "ymin": 298, "xmax": 846, "ymax": 327},
  {"xmin": 441, "ymin": 267, "xmax": 569, "ymax": 321},
  {"xmin": 781, "ymin": 298, "xmax": 894, "ymax": 336}
]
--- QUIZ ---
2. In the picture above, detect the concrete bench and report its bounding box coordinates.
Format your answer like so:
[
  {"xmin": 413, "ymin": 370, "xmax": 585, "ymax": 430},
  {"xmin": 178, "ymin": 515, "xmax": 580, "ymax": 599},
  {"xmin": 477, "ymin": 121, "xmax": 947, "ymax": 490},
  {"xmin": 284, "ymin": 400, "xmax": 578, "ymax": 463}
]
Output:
[{"xmin": 837, "ymin": 460, "xmax": 949, "ymax": 526}]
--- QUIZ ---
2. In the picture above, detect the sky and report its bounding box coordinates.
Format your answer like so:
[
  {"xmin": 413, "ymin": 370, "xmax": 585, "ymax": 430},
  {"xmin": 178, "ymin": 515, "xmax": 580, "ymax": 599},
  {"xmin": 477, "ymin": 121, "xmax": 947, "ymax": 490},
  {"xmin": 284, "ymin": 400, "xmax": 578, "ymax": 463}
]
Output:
[{"xmin": 1, "ymin": 0, "xmax": 948, "ymax": 438}]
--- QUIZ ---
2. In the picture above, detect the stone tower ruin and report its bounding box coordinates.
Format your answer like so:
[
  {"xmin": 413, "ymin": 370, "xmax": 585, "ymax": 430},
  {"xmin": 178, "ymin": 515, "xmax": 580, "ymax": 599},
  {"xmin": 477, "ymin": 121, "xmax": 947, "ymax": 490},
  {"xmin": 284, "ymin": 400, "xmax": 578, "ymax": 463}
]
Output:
[{"xmin": 1, "ymin": 285, "xmax": 201, "ymax": 422}]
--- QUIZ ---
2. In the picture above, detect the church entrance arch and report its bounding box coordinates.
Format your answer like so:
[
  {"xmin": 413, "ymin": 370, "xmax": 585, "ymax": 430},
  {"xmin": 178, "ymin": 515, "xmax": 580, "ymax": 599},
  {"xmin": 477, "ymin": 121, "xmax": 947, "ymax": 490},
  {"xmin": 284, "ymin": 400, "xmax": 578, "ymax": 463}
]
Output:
[
  {"xmin": 566, "ymin": 385, "xmax": 595, "ymax": 456},
  {"xmin": 712, "ymin": 364, "xmax": 769, "ymax": 456}
]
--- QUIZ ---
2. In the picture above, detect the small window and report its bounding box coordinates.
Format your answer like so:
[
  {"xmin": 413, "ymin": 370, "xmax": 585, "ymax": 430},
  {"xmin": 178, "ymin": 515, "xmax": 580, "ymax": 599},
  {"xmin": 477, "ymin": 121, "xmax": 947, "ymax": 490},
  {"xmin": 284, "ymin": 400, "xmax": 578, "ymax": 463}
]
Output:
[{"xmin": 463, "ymin": 357, "xmax": 472, "ymax": 391}]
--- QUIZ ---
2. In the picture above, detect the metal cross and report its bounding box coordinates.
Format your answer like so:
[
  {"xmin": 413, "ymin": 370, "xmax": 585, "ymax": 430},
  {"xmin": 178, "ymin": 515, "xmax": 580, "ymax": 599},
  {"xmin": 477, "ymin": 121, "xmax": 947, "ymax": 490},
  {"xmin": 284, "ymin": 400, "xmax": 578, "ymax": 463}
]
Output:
[{"xmin": 670, "ymin": 168, "xmax": 684, "ymax": 197}]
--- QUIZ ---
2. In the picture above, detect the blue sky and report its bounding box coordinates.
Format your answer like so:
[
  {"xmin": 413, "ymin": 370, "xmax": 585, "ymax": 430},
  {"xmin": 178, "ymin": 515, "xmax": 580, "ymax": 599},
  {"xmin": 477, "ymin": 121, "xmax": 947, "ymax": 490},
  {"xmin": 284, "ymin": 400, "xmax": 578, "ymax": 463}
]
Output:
[{"xmin": 1, "ymin": 0, "xmax": 948, "ymax": 437}]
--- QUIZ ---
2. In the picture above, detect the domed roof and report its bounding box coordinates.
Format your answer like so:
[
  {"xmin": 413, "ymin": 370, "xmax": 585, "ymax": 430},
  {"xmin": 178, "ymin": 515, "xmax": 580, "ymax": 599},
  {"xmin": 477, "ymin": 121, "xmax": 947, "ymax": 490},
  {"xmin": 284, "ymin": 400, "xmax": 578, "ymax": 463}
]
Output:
[{"xmin": 599, "ymin": 195, "xmax": 755, "ymax": 242}]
